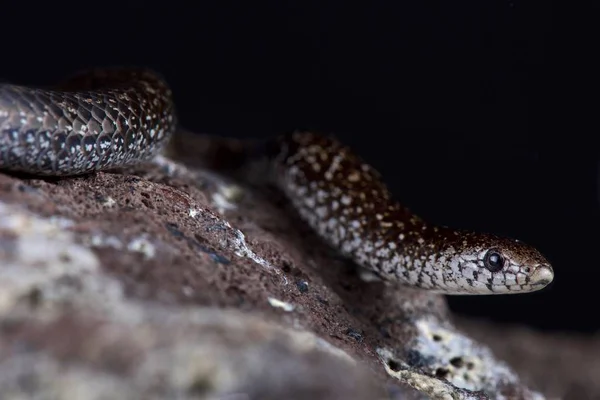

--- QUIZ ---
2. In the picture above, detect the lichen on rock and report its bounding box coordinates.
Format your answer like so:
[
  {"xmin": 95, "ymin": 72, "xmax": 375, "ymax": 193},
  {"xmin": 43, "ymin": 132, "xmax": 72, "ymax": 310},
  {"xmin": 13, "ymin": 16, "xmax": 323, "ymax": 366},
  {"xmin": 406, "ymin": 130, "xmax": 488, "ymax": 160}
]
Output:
[{"xmin": 0, "ymin": 134, "xmax": 591, "ymax": 399}]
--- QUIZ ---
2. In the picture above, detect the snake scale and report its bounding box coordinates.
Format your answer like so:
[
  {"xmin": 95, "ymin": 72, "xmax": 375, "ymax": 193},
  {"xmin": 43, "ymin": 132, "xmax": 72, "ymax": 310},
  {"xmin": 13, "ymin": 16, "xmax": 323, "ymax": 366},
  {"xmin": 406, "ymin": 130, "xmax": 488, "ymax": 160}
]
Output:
[{"xmin": 0, "ymin": 67, "xmax": 554, "ymax": 295}]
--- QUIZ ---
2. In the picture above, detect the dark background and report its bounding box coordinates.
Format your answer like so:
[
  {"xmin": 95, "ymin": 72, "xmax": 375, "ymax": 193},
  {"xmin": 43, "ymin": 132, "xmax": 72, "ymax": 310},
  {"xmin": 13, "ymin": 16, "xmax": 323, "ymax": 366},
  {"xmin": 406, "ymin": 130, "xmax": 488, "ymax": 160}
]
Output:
[{"xmin": 1, "ymin": 1, "xmax": 595, "ymax": 333}]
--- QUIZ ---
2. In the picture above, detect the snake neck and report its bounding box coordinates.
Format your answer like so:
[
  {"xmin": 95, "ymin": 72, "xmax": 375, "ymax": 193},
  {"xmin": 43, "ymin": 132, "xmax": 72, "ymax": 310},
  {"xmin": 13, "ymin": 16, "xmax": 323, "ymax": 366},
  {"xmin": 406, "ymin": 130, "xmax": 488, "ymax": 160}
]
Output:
[
  {"xmin": 267, "ymin": 131, "xmax": 435, "ymax": 265},
  {"xmin": 265, "ymin": 131, "xmax": 554, "ymax": 295},
  {"xmin": 276, "ymin": 166, "xmax": 455, "ymax": 286}
]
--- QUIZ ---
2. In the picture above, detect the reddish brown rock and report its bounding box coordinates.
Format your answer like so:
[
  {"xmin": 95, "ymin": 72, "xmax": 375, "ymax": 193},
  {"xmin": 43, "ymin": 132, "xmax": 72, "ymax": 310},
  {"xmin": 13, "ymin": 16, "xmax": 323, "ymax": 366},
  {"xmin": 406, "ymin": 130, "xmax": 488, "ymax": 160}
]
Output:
[{"xmin": 0, "ymin": 133, "xmax": 589, "ymax": 399}]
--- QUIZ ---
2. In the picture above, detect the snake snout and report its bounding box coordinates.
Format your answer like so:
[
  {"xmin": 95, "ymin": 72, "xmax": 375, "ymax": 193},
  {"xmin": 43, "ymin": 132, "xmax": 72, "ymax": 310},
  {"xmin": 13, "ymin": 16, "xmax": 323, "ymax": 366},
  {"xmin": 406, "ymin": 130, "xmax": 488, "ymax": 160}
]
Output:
[{"xmin": 529, "ymin": 264, "xmax": 554, "ymax": 286}]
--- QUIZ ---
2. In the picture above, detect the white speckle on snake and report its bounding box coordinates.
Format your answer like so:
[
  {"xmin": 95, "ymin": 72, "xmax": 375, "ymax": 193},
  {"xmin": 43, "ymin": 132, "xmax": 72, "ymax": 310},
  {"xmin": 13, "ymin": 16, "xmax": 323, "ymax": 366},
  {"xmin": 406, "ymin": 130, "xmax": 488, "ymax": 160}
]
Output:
[
  {"xmin": 0, "ymin": 68, "xmax": 175, "ymax": 175},
  {"xmin": 0, "ymin": 68, "xmax": 554, "ymax": 295},
  {"xmin": 266, "ymin": 131, "xmax": 554, "ymax": 295}
]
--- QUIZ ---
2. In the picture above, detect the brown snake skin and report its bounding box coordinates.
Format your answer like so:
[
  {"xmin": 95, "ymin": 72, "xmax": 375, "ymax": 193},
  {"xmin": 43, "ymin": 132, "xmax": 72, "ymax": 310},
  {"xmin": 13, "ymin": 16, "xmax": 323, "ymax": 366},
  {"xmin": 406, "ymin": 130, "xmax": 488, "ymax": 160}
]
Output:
[
  {"xmin": 0, "ymin": 67, "xmax": 554, "ymax": 295},
  {"xmin": 0, "ymin": 67, "xmax": 176, "ymax": 175}
]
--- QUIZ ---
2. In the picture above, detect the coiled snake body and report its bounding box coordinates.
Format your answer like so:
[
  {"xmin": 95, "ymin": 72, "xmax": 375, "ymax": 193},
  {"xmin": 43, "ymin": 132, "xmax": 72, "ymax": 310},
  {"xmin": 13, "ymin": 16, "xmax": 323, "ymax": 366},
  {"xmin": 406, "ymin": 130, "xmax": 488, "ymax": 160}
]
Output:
[
  {"xmin": 0, "ymin": 68, "xmax": 175, "ymax": 175},
  {"xmin": 0, "ymin": 67, "xmax": 554, "ymax": 295}
]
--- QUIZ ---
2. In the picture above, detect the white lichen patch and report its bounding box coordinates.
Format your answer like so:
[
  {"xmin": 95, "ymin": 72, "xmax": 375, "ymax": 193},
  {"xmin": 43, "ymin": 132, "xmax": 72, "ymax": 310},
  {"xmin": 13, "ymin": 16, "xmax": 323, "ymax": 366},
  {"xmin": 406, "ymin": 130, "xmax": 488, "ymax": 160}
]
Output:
[
  {"xmin": 127, "ymin": 235, "xmax": 157, "ymax": 259},
  {"xmin": 185, "ymin": 201, "xmax": 281, "ymax": 278},
  {"xmin": 267, "ymin": 297, "xmax": 295, "ymax": 312},
  {"xmin": 211, "ymin": 192, "xmax": 236, "ymax": 213},
  {"xmin": 412, "ymin": 317, "xmax": 518, "ymax": 392},
  {"xmin": 88, "ymin": 234, "xmax": 124, "ymax": 250},
  {"xmin": 228, "ymin": 228, "xmax": 280, "ymax": 276},
  {"xmin": 0, "ymin": 201, "xmax": 126, "ymax": 316},
  {"xmin": 87, "ymin": 233, "xmax": 156, "ymax": 261},
  {"xmin": 189, "ymin": 207, "xmax": 202, "ymax": 218},
  {"xmin": 386, "ymin": 316, "xmax": 547, "ymax": 400},
  {"xmin": 211, "ymin": 183, "xmax": 244, "ymax": 214},
  {"xmin": 100, "ymin": 196, "xmax": 116, "ymax": 208},
  {"xmin": 377, "ymin": 348, "xmax": 481, "ymax": 400}
]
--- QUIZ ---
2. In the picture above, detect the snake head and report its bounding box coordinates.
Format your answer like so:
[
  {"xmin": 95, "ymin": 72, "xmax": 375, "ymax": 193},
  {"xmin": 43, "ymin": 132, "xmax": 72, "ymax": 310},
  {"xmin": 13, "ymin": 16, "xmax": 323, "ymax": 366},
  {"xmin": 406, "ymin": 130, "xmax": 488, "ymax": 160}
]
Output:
[{"xmin": 432, "ymin": 231, "xmax": 554, "ymax": 295}]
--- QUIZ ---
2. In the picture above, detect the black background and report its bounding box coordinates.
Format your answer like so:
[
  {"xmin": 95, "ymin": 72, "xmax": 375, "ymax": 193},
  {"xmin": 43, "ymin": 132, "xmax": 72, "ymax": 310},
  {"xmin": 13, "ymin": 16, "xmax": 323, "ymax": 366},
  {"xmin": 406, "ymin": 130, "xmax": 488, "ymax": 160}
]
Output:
[{"xmin": 1, "ymin": 1, "xmax": 596, "ymax": 333}]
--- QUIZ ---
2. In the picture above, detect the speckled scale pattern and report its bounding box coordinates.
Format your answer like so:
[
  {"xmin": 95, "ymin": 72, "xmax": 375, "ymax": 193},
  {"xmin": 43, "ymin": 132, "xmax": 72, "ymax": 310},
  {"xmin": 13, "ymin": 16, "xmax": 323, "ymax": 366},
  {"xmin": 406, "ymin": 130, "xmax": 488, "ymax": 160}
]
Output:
[
  {"xmin": 270, "ymin": 131, "xmax": 554, "ymax": 295},
  {"xmin": 0, "ymin": 68, "xmax": 176, "ymax": 175},
  {"xmin": 0, "ymin": 67, "xmax": 553, "ymax": 295}
]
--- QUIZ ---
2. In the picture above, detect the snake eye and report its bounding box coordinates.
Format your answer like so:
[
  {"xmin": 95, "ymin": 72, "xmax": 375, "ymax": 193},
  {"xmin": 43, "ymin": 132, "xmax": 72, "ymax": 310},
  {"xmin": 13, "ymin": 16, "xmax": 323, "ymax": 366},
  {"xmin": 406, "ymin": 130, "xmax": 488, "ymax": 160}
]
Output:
[{"xmin": 484, "ymin": 250, "xmax": 505, "ymax": 272}]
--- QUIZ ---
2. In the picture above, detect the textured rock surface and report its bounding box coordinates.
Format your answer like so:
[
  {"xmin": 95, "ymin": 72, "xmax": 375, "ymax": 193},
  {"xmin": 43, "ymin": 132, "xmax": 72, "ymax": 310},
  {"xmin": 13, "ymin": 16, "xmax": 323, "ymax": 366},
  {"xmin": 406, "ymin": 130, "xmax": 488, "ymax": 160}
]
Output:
[
  {"xmin": 0, "ymin": 132, "xmax": 594, "ymax": 399},
  {"xmin": 457, "ymin": 318, "xmax": 600, "ymax": 400}
]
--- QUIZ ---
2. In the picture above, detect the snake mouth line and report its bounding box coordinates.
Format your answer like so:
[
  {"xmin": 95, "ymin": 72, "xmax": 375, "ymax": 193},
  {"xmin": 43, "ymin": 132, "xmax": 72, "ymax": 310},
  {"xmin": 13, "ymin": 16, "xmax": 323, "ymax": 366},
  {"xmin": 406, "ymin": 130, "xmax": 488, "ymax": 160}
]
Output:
[{"xmin": 529, "ymin": 265, "xmax": 554, "ymax": 286}]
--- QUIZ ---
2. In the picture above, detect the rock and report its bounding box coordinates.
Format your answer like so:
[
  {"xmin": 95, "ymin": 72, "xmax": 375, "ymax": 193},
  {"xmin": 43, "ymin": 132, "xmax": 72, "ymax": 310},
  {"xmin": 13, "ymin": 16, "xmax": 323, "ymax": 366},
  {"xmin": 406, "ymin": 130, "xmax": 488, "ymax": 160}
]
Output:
[
  {"xmin": 0, "ymin": 196, "xmax": 385, "ymax": 400},
  {"xmin": 457, "ymin": 318, "xmax": 600, "ymax": 400},
  {"xmin": 0, "ymin": 132, "xmax": 569, "ymax": 399}
]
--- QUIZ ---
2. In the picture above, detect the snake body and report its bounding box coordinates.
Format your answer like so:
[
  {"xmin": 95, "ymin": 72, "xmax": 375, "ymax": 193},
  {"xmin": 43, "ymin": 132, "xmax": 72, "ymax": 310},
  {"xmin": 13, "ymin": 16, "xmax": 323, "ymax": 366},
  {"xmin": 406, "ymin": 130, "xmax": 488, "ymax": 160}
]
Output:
[
  {"xmin": 0, "ymin": 68, "xmax": 554, "ymax": 295},
  {"xmin": 268, "ymin": 132, "xmax": 553, "ymax": 294},
  {"xmin": 0, "ymin": 68, "xmax": 175, "ymax": 175}
]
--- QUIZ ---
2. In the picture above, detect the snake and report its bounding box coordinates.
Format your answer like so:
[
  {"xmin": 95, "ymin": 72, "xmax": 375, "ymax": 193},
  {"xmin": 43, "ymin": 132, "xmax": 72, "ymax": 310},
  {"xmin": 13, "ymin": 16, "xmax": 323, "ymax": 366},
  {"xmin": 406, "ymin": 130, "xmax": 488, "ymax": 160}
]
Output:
[{"xmin": 0, "ymin": 67, "xmax": 554, "ymax": 295}]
